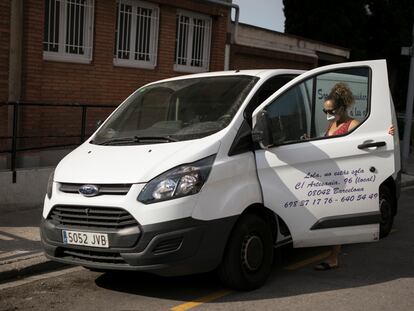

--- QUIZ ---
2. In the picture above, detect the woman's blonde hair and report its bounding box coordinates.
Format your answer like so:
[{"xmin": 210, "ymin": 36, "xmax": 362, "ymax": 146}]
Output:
[{"xmin": 327, "ymin": 82, "xmax": 354, "ymax": 108}]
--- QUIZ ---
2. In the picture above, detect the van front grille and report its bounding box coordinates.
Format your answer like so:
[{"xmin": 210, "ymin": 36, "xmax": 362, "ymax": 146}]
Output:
[
  {"xmin": 59, "ymin": 183, "xmax": 132, "ymax": 195},
  {"xmin": 48, "ymin": 205, "xmax": 138, "ymax": 229}
]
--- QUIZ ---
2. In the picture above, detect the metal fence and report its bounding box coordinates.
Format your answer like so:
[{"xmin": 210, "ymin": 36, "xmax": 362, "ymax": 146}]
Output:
[{"xmin": 0, "ymin": 101, "xmax": 117, "ymax": 183}]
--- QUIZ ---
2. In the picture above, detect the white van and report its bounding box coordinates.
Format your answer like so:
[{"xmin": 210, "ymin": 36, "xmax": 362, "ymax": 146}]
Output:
[{"xmin": 41, "ymin": 60, "xmax": 401, "ymax": 290}]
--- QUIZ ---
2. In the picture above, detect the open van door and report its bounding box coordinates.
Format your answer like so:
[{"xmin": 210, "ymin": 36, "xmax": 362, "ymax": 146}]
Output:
[{"xmin": 252, "ymin": 60, "xmax": 396, "ymax": 247}]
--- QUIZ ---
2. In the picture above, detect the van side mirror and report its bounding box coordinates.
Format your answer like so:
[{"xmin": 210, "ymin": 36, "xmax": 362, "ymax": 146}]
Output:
[
  {"xmin": 252, "ymin": 110, "xmax": 274, "ymax": 148},
  {"xmin": 252, "ymin": 110, "xmax": 287, "ymax": 148}
]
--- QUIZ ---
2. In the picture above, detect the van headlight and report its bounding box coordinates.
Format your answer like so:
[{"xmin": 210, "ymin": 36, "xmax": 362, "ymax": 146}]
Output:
[
  {"xmin": 46, "ymin": 171, "xmax": 55, "ymax": 199},
  {"xmin": 138, "ymin": 155, "xmax": 216, "ymax": 204}
]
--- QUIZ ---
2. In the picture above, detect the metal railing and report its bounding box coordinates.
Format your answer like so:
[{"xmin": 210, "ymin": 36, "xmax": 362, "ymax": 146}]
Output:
[{"xmin": 0, "ymin": 101, "xmax": 117, "ymax": 183}]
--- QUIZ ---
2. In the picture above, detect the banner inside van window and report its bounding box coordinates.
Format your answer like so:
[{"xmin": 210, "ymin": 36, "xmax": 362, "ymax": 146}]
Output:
[{"xmin": 314, "ymin": 68, "xmax": 370, "ymax": 137}]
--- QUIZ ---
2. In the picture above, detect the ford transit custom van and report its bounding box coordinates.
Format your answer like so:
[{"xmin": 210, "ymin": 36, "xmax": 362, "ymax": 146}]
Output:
[{"xmin": 41, "ymin": 60, "xmax": 400, "ymax": 290}]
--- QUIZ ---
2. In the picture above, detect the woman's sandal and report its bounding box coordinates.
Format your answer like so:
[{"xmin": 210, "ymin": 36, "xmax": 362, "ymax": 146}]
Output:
[{"xmin": 314, "ymin": 262, "xmax": 338, "ymax": 271}]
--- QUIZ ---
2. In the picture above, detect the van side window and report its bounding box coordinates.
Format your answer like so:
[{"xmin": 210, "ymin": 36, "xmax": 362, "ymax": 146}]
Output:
[
  {"xmin": 265, "ymin": 80, "xmax": 311, "ymax": 144},
  {"xmin": 263, "ymin": 67, "xmax": 370, "ymax": 145}
]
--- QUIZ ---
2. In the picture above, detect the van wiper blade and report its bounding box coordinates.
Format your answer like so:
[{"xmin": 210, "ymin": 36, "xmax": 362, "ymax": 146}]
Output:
[
  {"xmin": 134, "ymin": 136, "xmax": 179, "ymax": 142},
  {"xmin": 96, "ymin": 135, "xmax": 178, "ymax": 145},
  {"xmin": 96, "ymin": 137, "xmax": 139, "ymax": 145}
]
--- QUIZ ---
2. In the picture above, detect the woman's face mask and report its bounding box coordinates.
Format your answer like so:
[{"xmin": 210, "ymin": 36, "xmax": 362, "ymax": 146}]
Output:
[
  {"xmin": 326, "ymin": 113, "xmax": 336, "ymax": 121},
  {"xmin": 323, "ymin": 100, "xmax": 342, "ymax": 121}
]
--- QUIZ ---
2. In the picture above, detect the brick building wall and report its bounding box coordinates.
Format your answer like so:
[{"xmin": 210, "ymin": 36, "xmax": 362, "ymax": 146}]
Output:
[
  {"xmin": 0, "ymin": 1, "xmax": 10, "ymax": 102},
  {"xmin": 13, "ymin": 0, "xmax": 229, "ymax": 156},
  {"xmin": 0, "ymin": 1, "xmax": 11, "ymax": 154},
  {"xmin": 23, "ymin": 0, "xmax": 228, "ymax": 104}
]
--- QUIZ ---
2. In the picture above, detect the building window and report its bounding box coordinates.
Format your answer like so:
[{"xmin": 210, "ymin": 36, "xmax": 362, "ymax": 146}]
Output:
[
  {"xmin": 174, "ymin": 10, "xmax": 212, "ymax": 73},
  {"xmin": 43, "ymin": 0, "xmax": 95, "ymax": 63},
  {"xmin": 113, "ymin": 0, "xmax": 159, "ymax": 69}
]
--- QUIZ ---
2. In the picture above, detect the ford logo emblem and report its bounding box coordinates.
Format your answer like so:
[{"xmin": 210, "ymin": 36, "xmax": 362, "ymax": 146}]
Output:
[{"xmin": 79, "ymin": 184, "xmax": 100, "ymax": 197}]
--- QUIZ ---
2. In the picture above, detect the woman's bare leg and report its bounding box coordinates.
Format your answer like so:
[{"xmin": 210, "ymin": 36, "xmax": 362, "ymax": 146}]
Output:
[{"xmin": 325, "ymin": 245, "xmax": 341, "ymax": 266}]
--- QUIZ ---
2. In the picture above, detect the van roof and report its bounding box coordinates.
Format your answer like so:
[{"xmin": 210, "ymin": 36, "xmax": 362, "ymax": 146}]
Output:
[{"xmin": 145, "ymin": 69, "xmax": 305, "ymax": 86}]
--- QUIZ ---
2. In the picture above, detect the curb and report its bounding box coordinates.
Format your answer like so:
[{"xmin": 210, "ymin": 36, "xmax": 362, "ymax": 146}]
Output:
[{"xmin": 0, "ymin": 256, "xmax": 68, "ymax": 284}]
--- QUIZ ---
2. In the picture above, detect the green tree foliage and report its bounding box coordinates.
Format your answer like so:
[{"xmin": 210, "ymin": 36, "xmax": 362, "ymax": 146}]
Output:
[
  {"xmin": 284, "ymin": 0, "xmax": 368, "ymax": 59},
  {"xmin": 283, "ymin": 0, "xmax": 414, "ymax": 110}
]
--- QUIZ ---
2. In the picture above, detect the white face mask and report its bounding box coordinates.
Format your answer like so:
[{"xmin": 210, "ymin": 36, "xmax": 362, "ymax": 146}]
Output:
[{"xmin": 327, "ymin": 113, "xmax": 336, "ymax": 121}]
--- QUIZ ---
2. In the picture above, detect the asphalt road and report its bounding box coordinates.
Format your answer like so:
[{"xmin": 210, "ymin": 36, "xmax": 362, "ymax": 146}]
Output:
[{"xmin": 1, "ymin": 187, "xmax": 414, "ymax": 311}]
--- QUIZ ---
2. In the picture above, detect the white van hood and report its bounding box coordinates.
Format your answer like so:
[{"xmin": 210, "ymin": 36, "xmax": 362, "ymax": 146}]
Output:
[{"xmin": 54, "ymin": 138, "xmax": 221, "ymax": 184}]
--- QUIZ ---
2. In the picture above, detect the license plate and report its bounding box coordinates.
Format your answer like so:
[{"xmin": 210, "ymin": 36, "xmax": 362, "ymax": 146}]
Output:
[{"xmin": 62, "ymin": 230, "xmax": 109, "ymax": 248}]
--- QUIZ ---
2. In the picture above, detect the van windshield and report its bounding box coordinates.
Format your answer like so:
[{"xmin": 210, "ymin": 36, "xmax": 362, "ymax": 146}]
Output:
[{"xmin": 92, "ymin": 75, "xmax": 258, "ymax": 145}]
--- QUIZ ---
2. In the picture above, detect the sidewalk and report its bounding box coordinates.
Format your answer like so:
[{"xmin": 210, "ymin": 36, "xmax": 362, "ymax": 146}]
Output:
[
  {"xmin": 1, "ymin": 158, "xmax": 414, "ymax": 284},
  {"xmin": 0, "ymin": 206, "xmax": 67, "ymax": 283}
]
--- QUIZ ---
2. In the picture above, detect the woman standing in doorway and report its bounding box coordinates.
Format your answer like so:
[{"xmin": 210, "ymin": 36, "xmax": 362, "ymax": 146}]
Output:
[{"xmin": 314, "ymin": 82, "xmax": 395, "ymax": 271}]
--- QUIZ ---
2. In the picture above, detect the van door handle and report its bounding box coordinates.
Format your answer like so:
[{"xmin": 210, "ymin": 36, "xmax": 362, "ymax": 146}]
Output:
[{"xmin": 357, "ymin": 141, "xmax": 386, "ymax": 149}]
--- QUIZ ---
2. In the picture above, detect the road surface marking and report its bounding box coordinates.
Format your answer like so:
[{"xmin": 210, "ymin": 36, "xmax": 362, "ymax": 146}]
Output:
[
  {"xmin": 170, "ymin": 289, "xmax": 233, "ymax": 311},
  {"xmin": 284, "ymin": 251, "xmax": 331, "ymax": 270}
]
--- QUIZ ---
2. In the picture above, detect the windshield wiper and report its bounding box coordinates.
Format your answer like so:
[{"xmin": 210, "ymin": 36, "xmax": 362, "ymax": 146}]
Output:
[
  {"xmin": 134, "ymin": 136, "xmax": 179, "ymax": 142},
  {"xmin": 94, "ymin": 137, "xmax": 139, "ymax": 145},
  {"xmin": 95, "ymin": 135, "xmax": 178, "ymax": 145}
]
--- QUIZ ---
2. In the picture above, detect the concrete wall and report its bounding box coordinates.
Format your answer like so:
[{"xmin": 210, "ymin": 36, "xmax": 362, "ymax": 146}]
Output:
[
  {"xmin": 235, "ymin": 23, "xmax": 350, "ymax": 60},
  {"xmin": 230, "ymin": 23, "xmax": 350, "ymax": 71},
  {"xmin": 0, "ymin": 167, "xmax": 54, "ymax": 211},
  {"xmin": 0, "ymin": 1, "xmax": 11, "ymax": 154},
  {"xmin": 0, "ymin": 148, "xmax": 72, "ymax": 170}
]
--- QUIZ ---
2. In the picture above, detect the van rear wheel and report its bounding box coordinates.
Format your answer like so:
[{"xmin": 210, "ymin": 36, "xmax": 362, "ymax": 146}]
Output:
[
  {"xmin": 379, "ymin": 186, "xmax": 394, "ymax": 239},
  {"xmin": 218, "ymin": 214, "xmax": 273, "ymax": 291}
]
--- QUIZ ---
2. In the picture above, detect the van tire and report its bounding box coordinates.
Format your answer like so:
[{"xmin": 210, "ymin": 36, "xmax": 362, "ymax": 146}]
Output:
[
  {"xmin": 218, "ymin": 214, "xmax": 273, "ymax": 291},
  {"xmin": 379, "ymin": 186, "xmax": 394, "ymax": 239}
]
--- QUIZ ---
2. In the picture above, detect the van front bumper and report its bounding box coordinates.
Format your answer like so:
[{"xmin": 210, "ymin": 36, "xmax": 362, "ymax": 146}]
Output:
[{"xmin": 41, "ymin": 215, "xmax": 237, "ymax": 276}]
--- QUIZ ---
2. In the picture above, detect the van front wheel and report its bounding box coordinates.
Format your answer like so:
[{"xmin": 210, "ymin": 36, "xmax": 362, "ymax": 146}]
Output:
[{"xmin": 218, "ymin": 214, "xmax": 273, "ymax": 291}]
